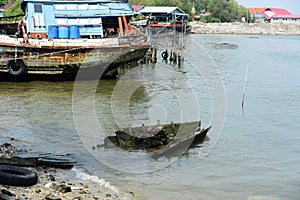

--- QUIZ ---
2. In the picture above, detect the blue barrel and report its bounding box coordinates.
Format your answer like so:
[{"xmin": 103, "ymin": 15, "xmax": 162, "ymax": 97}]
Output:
[
  {"xmin": 58, "ymin": 26, "xmax": 70, "ymax": 39},
  {"xmin": 48, "ymin": 25, "xmax": 58, "ymax": 39},
  {"xmin": 69, "ymin": 25, "xmax": 80, "ymax": 39}
]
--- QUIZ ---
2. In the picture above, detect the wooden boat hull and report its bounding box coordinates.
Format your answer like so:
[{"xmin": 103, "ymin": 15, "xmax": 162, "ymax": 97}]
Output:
[
  {"xmin": 104, "ymin": 121, "xmax": 212, "ymax": 158},
  {"xmin": 151, "ymin": 125, "xmax": 212, "ymax": 159}
]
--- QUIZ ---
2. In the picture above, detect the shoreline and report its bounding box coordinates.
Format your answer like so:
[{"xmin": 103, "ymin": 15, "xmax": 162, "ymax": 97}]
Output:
[
  {"xmin": 0, "ymin": 143, "xmax": 140, "ymax": 200},
  {"xmin": 190, "ymin": 22, "xmax": 300, "ymax": 35}
]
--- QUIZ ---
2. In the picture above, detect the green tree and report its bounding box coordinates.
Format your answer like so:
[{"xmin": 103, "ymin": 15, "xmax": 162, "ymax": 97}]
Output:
[
  {"xmin": 2, "ymin": 0, "xmax": 24, "ymax": 21},
  {"xmin": 193, "ymin": 0, "xmax": 209, "ymax": 14},
  {"xmin": 207, "ymin": 0, "xmax": 248, "ymax": 22},
  {"xmin": 0, "ymin": 0, "xmax": 10, "ymax": 7}
]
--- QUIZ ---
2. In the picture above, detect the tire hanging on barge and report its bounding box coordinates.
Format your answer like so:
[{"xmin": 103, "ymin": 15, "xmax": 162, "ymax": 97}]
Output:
[
  {"xmin": 6, "ymin": 59, "xmax": 26, "ymax": 76},
  {"xmin": 0, "ymin": 164, "xmax": 38, "ymax": 187},
  {"xmin": 161, "ymin": 50, "xmax": 169, "ymax": 60}
]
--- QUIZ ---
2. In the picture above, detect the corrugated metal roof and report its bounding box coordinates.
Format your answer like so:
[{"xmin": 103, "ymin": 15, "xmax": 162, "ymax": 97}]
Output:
[
  {"xmin": 261, "ymin": 8, "xmax": 293, "ymax": 19},
  {"xmin": 266, "ymin": 8, "xmax": 292, "ymax": 15},
  {"xmin": 138, "ymin": 6, "xmax": 185, "ymax": 15},
  {"xmin": 22, "ymin": 0, "xmax": 126, "ymax": 2}
]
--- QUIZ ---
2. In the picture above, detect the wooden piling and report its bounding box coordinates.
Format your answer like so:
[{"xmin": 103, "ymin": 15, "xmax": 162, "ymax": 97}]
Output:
[
  {"xmin": 242, "ymin": 60, "xmax": 250, "ymax": 109},
  {"xmin": 151, "ymin": 48, "xmax": 157, "ymax": 63},
  {"xmin": 178, "ymin": 50, "xmax": 182, "ymax": 67},
  {"xmin": 169, "ymin": 49, "xmax": 173, "ymax": 62},
  {"xmin": 173, "ymin": 51, "xmax": 177, "ymax": 64},
  {"xmin": 118, "ymin": 17, "xmax": 124, "ymax": 36},
  {"xmin": 122, "ymin": 16, "xmax": 129, "ymax": 34}
]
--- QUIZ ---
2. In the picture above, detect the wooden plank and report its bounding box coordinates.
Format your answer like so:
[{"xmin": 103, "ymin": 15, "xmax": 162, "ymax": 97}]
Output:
[{"xmin": 0, "ymin": 153, "xmax": 75, "ymax": 169}]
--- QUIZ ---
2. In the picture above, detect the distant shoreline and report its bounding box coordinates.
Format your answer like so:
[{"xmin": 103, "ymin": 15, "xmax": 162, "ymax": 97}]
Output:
[{"xmin": 190, "ymin": 22, "xmax": 300, "ymax": 35}]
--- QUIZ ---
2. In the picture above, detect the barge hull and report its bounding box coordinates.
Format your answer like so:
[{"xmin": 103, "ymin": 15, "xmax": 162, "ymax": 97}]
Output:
[{"xmin": 0, "ymin": 36, "xmax": 150, "ymax": 81}]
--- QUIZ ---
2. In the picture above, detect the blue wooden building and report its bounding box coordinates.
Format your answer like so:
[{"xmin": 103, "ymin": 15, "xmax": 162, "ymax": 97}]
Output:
[{"xmin": 20, "ymin": 0, "xmax": 134, "ymax": 38}]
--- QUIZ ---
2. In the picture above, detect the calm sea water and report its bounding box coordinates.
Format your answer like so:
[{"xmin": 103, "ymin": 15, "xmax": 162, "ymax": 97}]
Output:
[{"xmin": 1, "ymin": 34, "xmax": 299, "ymax": 200}]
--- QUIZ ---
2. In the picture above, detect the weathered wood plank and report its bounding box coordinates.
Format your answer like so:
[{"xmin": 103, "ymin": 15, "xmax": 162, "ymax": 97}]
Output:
[{"xmin": 0, "ymin": 154, "xmax": 75, "ymax": 169}]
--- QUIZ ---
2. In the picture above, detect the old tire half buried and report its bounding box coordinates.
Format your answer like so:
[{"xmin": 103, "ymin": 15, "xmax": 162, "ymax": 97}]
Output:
[
  {"xmin": 0, "ymin": 165, "xmax": 38, "ymax": 187},
  {"xmin": 6, "ymin": 59, "xmax": 26, "ymax": 76}
]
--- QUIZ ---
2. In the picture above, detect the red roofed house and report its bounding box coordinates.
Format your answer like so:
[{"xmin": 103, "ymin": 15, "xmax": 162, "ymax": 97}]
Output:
[
  {"xmin": 249, "ymin": 7, "xmax": 300, "ymax": 23},
  {"xmin": 248, "ymin": 8, "xmax": 265, "ymax": 15},
  {"xmin": 265, "ymin": 8, "xmax": 300, "ymax": 22},
  {"xmin": 131, "ymin": 5, "xmax": 144, "ymax": 12},
  {"xmin": 248, "ymin": 7, "xmax": 266, "ymax": 22}
]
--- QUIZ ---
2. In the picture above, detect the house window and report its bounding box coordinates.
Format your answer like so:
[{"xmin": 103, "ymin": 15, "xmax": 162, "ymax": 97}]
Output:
[
  {"xmin": 32, "ymin": 4, "xmax": 45, "ymax": 27},
  {"xmin": 34, "ymin": 4, "xmax": 42, "ymax": 13}
]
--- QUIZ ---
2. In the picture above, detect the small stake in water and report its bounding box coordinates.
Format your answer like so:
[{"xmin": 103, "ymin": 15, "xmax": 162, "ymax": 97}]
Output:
[{"xmin": 242, "ymin": 60, "xmax": 250, "ymax": 109}]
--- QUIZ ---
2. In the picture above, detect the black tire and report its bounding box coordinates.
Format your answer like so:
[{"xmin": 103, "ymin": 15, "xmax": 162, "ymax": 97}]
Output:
[
  {"xmin": 0, "ymin": 165, "xmax": 38, "ymax": 187},
  {"xmin": 161, "ymin": 51, "xmax": 169, "ymax": 60},
  {"xmin": 6, "ymin": 59, "xmax": 26, "ymax": 76}
]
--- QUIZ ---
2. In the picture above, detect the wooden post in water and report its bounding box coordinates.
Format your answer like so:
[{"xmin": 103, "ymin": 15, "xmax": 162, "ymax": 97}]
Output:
[
  {"xmin": 122, "ymin": 16, "xmax": 129, "ymax": 34},
  {"xmin": 152, "ymin": 48, "xmax": 157, "ymax": 63},
  {"xmin": 169, "ymin": 48, "xmax": 173, "ymax": 62},
  {"xmin": 118, "ymin": 17, "xmax": 124, "ymax": 36},
  {"xmin": 242, "ymin": 60, "xmax": 250, "ymax": 109},
  {"xmin": 170, "ymin": 11, "xmax": 176, "ymax": 63},
  {"xmin": 173, "ymin": 50, "xmax": 177, "ymax": 64},
  {"xmin": 178, "ymin": 48, "xmax": 182, "ymax": 68},
  {"xmin": 181, "ymin": 47, "xmax": 184, "ymax": 63}
]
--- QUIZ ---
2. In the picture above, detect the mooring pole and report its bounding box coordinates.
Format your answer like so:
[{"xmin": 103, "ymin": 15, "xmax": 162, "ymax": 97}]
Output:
[
  {"xmin": 118, "ymin": 17, "xmax": 124, "ymax": 36},
  {"xmin": 242, "ymin": 60, "xmax": 250, "ymax": 109}
]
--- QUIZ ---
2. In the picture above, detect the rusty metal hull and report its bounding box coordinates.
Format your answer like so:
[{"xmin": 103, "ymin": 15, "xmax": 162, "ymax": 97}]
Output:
[{"xmin": 0, "ymin": 35, "xmax": 150, "ymax": 80}]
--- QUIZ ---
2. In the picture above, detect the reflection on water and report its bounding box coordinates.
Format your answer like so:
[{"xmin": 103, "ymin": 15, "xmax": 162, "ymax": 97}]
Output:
[{"xmin": 1, "ymin": 34, "xmax": 300, "ymax": 199}]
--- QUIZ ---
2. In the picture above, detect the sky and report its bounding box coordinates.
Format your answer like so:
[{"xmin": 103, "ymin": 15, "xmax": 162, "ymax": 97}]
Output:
[{"xmin": 236, "ymin": 0, "xmax": 300, "ymax": 14}]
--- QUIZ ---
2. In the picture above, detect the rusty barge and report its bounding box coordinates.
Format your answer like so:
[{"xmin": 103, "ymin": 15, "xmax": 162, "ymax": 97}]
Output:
[{"xmin": 0, "ymin": 0, "xmax": 150, "ymax": 80}]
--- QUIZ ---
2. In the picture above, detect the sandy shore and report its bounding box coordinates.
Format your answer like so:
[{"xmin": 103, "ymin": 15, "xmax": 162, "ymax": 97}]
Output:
[
  {"xmin": 0, "ymin": 143, "xmax": 140, "ymax": 200},
  {"xmin": 190, "ymin": 22, "xmax": 300, "ymax": 35}
]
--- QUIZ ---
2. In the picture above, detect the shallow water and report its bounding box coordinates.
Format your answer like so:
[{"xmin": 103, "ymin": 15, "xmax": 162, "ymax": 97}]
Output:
[{"xmin": 0, "ymin": 34, "xmax": 299, "ymax": 199}]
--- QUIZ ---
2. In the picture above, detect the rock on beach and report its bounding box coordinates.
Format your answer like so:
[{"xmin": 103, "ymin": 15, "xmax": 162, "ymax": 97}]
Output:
[
  {"xmin": 0, "ymin": 143, "xmax": 139, "ymax": 200},
  {"xmin": 0, "ymin": 167, "xmax": 124, "ymax": 200}
]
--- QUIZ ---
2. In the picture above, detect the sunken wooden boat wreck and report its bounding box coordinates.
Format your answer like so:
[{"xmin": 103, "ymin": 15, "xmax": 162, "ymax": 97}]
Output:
[
  {"xmin": 104, "ymin": 120, "xmax": 212, "ymax": 157},
  {"xmin": 0, "ymin": 0, "xmax": 150, "ymax": 80}
]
